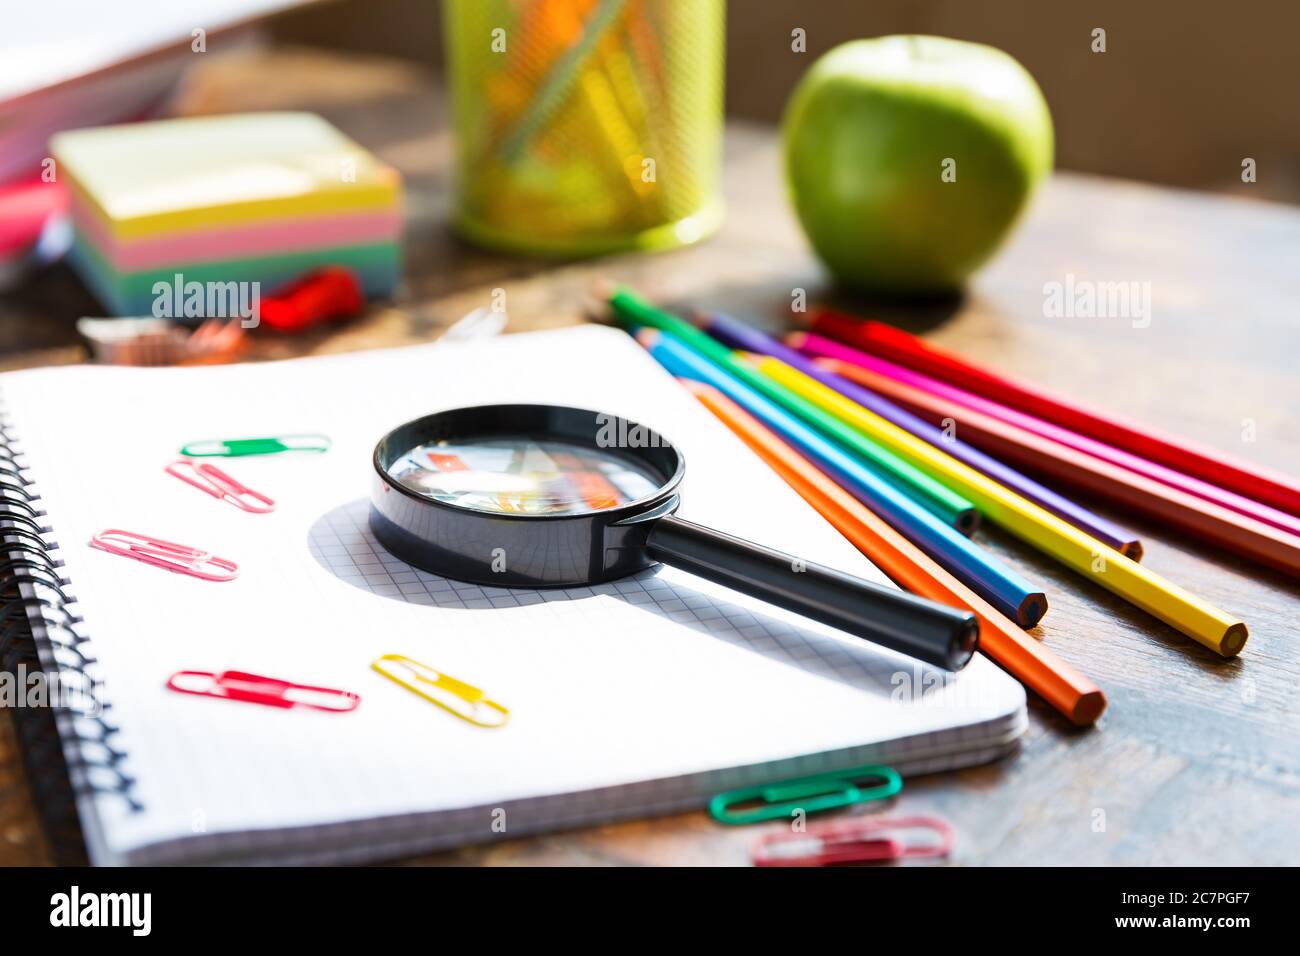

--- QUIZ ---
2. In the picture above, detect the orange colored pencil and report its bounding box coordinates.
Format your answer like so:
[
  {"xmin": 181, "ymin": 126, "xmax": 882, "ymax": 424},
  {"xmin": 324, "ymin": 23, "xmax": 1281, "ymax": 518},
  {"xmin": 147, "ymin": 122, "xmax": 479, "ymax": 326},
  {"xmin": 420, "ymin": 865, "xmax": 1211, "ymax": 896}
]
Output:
[
  {"xmin": 821, "ymin": 358, "xmax": 1300, "ymax": 580},
  {"xmin": 684, "ymin": 378, "xmax": 1106, "ymax": 726}
]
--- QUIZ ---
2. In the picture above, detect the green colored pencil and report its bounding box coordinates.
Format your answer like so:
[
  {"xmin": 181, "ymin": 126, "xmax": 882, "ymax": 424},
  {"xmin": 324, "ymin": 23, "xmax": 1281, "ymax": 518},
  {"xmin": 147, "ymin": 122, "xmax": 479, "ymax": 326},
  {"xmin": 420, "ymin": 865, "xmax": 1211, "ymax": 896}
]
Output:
[
  {"xmin": 606, "ymin": 286, "xmax": 980, "ymax": 534},
  {"xmin": 497, "ymin": 0, "xmax": 630, "ymax": 165}
]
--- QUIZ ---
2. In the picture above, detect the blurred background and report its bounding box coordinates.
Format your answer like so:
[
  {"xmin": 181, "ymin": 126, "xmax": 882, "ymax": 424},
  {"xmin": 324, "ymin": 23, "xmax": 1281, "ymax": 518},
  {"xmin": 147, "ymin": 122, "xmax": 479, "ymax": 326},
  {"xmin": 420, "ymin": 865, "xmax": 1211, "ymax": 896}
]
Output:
[
  {"xmin": 274, "ymin": 0, "xmax": 1300, "ymax": 204},
  {"xmin": 3, "ymin": 0, "xmax": 1297, "ymax": 362}
]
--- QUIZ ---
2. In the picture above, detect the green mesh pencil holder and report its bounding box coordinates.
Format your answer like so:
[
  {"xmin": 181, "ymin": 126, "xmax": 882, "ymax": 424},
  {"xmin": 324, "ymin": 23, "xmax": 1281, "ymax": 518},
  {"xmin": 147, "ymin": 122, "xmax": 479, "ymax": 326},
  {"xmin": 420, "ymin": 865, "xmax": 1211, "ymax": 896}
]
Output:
[{"xmin": 444, "ymin": 0, "xmax": 726, "ymax": 257}]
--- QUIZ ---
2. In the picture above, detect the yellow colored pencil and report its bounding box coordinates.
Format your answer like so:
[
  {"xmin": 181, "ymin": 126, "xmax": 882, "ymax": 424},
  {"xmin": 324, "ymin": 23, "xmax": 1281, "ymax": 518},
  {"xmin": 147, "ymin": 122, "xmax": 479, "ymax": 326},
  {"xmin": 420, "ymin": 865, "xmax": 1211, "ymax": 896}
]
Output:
[{"xmin": 749, "ymin": 354, "xmax": 1249, "ymax": 657}]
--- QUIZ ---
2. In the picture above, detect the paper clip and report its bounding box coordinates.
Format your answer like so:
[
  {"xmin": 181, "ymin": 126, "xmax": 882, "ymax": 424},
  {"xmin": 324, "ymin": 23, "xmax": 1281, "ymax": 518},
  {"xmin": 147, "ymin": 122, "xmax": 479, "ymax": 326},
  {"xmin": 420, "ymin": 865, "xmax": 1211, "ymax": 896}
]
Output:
[
  {"xmin": 165, "ymin": 459, "xmax": 276, "ymax": 513},
  {"xmin": 750, "ymin": 814, "xmax": 955, "ymax": 867},
  {"xmin": 166, "ymin": 670, "xmax": 359, "ymax": 712},
  {"xmin": 90, "ymin": 529, "xmax": 238, "ymax": 582},
  {"xmin": 179, "ymin": 434, "xmax": 331, "ymax": 457},
  {"xmin": 371, "ymin": 654, "xmax": 509, "ymax": 728},
  {"xmin": 709, "ymin": 763, "xmax": 902, "ymax": 825}
]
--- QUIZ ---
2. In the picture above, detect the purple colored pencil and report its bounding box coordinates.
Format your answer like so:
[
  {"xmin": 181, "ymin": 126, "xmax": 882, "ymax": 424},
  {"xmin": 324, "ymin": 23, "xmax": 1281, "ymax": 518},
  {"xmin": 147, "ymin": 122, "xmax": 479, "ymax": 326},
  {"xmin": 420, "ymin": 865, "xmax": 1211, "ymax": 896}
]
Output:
[{"xmin": 694, "ymin": 311, "xmax": 1144, "ymax": 560}]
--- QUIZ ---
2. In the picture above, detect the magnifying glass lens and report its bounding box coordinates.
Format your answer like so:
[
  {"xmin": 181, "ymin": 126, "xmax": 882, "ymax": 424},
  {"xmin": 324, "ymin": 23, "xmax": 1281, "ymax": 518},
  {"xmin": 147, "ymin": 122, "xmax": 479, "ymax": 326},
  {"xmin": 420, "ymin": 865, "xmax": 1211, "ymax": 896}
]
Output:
[{"xmin": 387, "ymin": 436, "xmax": 663, "ymax": 516}]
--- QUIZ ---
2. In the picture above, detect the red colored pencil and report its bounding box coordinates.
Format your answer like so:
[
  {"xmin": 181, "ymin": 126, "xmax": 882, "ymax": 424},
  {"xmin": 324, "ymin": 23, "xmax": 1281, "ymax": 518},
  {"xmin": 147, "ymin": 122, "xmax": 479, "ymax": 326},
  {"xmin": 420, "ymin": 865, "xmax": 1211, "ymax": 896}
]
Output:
[
  {"xmin": 794, "ymin": 331, "xmax": 1300, "ymax": 540},
  {"xmin": 684, "ymin": 378, "xmax": 1105, "ymax": 726},
  {"xmin": 818, "ymin": 357, "xmax": 1300, "ymax": 580},
  {"xmin": 808, "ymin": 308, "xmax": 1300, "ymax": 519}
]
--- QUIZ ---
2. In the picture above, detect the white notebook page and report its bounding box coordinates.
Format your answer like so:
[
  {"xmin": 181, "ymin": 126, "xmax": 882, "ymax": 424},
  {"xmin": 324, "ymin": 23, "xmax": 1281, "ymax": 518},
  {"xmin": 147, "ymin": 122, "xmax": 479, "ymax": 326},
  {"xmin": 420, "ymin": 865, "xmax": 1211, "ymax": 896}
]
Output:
[{"xmin": 3, "ymin": 325, "xmax": 1024, "ymax": 863}]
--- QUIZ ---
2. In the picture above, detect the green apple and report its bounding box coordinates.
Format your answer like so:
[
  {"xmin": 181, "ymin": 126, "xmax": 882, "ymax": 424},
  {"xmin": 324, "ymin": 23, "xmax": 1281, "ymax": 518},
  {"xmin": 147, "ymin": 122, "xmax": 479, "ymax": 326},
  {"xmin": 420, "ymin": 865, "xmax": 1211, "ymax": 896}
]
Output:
[{"xmin": 782, "ymin": 35, "xmax": 1053, "ymax": 294}]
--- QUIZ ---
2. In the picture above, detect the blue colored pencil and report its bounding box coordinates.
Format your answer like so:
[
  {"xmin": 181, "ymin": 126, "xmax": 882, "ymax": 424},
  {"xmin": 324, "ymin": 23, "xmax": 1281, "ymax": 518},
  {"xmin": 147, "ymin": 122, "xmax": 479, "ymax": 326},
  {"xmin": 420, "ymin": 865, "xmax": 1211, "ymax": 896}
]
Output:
[
  {"xmin": 695, "ymin": 310, "xmax": 1143, "ymax": 560},
  {"xmin": 637, "ymin": 328, "xmax": 1048, "ymax": 628}
]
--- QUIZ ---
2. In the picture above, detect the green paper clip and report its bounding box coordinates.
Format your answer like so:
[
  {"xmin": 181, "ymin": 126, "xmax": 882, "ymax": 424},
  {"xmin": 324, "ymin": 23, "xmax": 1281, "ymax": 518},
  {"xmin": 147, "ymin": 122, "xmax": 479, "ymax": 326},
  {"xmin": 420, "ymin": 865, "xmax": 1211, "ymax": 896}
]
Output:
[
  {"xmin": 709, "ymin": 763, "xmax": 902, "ymax": 826},
  {"xmin": 180, "ymin": 434, "xmax": 331, "ymax": 458}
]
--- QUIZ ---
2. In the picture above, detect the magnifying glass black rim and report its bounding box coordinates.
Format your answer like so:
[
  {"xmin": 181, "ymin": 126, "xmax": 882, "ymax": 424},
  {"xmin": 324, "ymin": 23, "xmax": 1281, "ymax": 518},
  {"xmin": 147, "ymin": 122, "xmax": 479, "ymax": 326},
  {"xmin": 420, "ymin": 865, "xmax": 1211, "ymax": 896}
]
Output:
[
  {"xmin": 371, "ymin": 402, "xmax": 687, "ymax": 523},
  {"xmin": 369, "ymin": 402, "xmax": 980, "ymax": 670}
]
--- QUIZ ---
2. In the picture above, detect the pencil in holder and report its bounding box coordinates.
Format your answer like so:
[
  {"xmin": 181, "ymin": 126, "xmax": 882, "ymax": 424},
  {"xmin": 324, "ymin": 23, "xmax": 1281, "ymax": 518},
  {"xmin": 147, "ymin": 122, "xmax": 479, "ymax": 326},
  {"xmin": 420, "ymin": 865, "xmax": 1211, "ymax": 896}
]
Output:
[{"xmin": 444, "ymin": 0, "xmax": 726, "ymax": 257}]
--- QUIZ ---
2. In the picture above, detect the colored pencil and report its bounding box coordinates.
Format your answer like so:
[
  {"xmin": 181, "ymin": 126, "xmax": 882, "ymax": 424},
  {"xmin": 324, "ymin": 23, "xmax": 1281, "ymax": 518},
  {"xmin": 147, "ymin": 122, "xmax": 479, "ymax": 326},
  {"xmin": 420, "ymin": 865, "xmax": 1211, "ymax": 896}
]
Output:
[
  {"xmin": 635, "ymin": 328, "xmax": 1049, "ymax": 627},
  {"xmin": 497, "ymin": 0, "xmax": 632, "ymax": 164},
  {"xmin": 693, "ymin": 310, "xmax": 1142, "ymax": 559},
  {"xmin": 685, "ymin": 378, "xmax": 1106, "ymax": 726},
  {"xmin": 606, "ymin": 287, "xmax": 980, "ymax": 534},
  {"xmin": 751, "ymin": 353, "xmax": 1249, "ymax": 657},
  {"xmin": 817, "ymin": 356, "xmax": 1300, "ymax": 580},
  {"xmin": 795, "ymin": 332, "xmax": 1300, "ymax": 541},
  {"xmin": 809, "ymin": 308, "xmax": 1300, "ymax": 519}
]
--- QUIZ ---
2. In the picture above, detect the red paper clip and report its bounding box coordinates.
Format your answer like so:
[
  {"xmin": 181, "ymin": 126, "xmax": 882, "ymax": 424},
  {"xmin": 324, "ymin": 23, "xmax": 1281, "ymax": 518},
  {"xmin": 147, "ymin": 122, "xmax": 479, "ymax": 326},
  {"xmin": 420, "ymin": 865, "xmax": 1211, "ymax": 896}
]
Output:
[
  {"xmin": 750, "ymin": 815, "xmax": 954, "ymax": 867},
  {"xmin": 90, "ymin": 529, "xmax": 238, "ymax": 582},
  {"xmin": 167, "ymin": 670, "xmax": 360, "ymax": 712},
  {"xmin": 165, "ymin": 459, "xmax": 275, "ymax": 513},
  {"xmin": 258, "ymin": 266, "xmax": 364, "ymax": 333}
]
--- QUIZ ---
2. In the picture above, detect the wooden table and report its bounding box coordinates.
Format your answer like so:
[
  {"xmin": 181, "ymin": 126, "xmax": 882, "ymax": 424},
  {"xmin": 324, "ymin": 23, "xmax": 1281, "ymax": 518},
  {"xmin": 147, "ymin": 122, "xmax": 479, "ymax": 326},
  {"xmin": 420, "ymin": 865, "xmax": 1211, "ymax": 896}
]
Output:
[{"xmin": 3, "ymin": 49, "xmax": 1298, "ymax": 866}]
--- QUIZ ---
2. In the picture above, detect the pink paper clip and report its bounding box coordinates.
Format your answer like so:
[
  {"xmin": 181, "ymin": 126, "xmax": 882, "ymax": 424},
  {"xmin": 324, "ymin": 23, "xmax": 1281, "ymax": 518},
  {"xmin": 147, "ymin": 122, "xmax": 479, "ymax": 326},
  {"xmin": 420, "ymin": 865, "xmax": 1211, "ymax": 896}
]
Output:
[
  {"xmin": 165, "ymin": 459, "xmax": 275, "ymax": 513},
  {"xmin": 166, "ymin": 670, "xmax": 360, "ymax": 712},
  {"xmin": 90, "ymin": 529, "xmax": 238, "ymax": 582},
  {"xmin": 750, "ymin": 814, "xmax": 954, "ymax": 867}
]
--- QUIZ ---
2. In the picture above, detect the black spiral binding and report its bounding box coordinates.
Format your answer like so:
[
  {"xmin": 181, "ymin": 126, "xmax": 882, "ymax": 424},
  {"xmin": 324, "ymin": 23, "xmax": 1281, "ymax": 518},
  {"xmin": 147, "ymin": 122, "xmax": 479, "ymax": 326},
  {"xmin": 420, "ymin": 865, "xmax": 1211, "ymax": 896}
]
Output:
[{"xmin": 0, "ymin": 414, "xmax": 141, "ymax": 864}]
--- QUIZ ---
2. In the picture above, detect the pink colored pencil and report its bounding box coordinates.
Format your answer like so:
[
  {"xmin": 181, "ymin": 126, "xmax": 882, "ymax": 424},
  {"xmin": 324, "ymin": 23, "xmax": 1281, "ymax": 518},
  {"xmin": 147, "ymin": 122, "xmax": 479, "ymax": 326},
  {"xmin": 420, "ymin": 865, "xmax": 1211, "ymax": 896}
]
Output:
[
  {"xmin": 790, "ymin": 332, "xmax": 1300, "ymax": 540},
  {"xmin": 808, "ymin": 309, "xmax": 1300, "ymax": 519},
  {"xmin": 816, "ymin": 356, "xmax": 1300, "ymax": 580}
]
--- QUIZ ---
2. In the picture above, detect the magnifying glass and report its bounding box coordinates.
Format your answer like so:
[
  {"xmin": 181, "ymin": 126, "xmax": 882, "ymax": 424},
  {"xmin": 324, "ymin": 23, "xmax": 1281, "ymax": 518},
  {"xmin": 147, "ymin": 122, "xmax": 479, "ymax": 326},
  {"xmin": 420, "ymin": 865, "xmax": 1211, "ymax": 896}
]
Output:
[{"xmin": 370, "ymin": 404, "xmax": 978, "ymax": 670}]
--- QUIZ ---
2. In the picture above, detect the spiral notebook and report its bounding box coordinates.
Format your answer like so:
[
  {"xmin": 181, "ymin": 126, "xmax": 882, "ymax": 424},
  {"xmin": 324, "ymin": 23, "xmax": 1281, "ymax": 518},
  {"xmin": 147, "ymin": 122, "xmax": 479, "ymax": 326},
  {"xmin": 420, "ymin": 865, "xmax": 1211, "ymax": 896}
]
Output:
[{"xmin": 0, "ymin": 325, "xmax": 1026, "ymax": 865}]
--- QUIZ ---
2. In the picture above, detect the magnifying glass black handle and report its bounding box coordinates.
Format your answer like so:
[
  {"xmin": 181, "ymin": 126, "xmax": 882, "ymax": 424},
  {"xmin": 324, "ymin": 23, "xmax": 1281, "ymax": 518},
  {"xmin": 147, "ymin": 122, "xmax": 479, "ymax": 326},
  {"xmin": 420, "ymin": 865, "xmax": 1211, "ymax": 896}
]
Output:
[{"xmin": 644, "ymin": 515, "xmax": 979, "ymax": 670}]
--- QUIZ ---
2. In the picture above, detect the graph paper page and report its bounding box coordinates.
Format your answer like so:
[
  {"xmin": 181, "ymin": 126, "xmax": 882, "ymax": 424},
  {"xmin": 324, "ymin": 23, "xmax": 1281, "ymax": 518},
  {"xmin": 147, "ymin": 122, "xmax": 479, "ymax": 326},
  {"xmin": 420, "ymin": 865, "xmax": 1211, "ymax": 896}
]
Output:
[{"xmin": 3, "ymin": 324, "xmax": 1024, "ymax": 863}]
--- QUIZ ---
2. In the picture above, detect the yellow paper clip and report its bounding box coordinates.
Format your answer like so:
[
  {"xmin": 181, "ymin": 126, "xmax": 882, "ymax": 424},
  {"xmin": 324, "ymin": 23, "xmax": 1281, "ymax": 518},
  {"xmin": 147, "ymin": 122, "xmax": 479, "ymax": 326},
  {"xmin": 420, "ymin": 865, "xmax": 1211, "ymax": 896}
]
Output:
[{"xmin": 371, "ymin": 654, "xmax": 510, "ymax": 729}]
